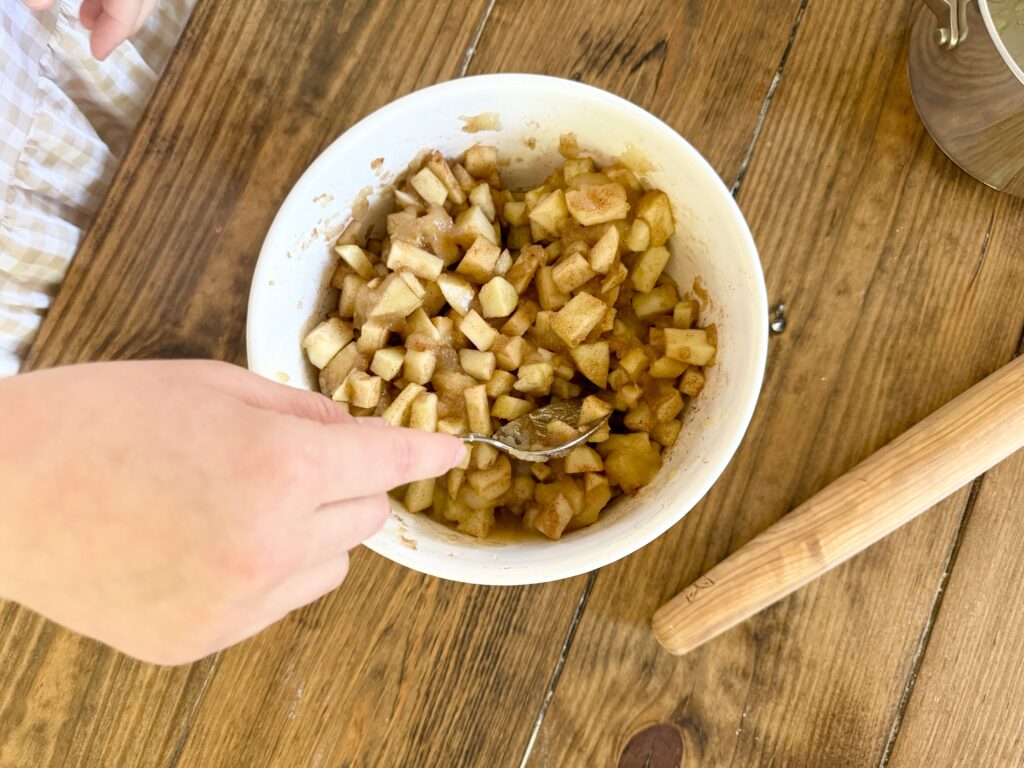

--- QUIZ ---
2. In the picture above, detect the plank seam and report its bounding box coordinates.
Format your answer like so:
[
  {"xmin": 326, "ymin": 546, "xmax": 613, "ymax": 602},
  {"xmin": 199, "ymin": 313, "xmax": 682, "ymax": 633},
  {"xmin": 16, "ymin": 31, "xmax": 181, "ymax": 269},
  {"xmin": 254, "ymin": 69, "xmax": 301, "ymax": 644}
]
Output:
[
  {"xmin": 875, "ymin": 475, "xmax": 984, "ymax": 767},
  {"xmin": 517, "ymin": 572, "xmax": 598, "ymax": 768},
  {"xmin": 459, "ymin": 0, "xmax": 498, "ymax": 77},
  {"xmin": 966, "ymin": 211, "xmax": 995, "ymax": 291},
  {"xmin": 167, "ymin": 653, "xmax": 221, "ymax": 768},
  {"xmin": 730, "ymin": 0, "xmax": 810, "ymax": 197}
]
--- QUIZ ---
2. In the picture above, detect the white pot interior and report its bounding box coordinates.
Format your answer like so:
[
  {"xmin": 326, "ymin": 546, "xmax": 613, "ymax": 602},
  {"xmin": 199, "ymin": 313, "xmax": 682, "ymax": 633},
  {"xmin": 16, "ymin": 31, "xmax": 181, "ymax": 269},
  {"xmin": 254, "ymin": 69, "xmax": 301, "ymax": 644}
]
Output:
[{"xmin": 247, "ymin": 74, "xmax": 767, "ymax": 584}]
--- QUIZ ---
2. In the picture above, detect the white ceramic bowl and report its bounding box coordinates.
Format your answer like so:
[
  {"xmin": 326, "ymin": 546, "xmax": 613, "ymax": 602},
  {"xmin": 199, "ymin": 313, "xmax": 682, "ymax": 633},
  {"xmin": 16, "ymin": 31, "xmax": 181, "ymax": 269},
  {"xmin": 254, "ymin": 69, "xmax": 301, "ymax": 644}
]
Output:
[{"xmin": 247, "ymin": 74, "xmax": 767, "ymax": 585}]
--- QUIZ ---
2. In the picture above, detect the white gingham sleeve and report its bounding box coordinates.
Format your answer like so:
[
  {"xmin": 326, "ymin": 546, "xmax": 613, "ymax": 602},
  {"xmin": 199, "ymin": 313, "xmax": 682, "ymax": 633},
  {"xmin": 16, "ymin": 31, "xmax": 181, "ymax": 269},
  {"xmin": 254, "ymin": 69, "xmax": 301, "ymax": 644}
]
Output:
[{"xmin": 0, "ymin": 0, "xmax": 194, "ymax": 376}]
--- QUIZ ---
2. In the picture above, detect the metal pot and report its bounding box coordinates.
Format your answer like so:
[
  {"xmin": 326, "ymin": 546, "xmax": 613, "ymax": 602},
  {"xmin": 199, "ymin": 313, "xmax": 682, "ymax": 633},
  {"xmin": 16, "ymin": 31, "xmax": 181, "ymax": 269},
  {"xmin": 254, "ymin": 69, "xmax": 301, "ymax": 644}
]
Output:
[{"xmin": 909, "ymin": 0, "xmax": 1024, "ymax": 196}]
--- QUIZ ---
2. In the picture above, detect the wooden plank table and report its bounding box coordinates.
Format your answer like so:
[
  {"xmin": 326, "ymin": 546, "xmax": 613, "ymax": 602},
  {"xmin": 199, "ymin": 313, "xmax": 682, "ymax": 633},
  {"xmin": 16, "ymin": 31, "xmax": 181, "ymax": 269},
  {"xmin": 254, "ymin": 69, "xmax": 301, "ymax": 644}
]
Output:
[{"xmin": 2, "ymin": 0, "xmax": 1023, "ymax": 765}]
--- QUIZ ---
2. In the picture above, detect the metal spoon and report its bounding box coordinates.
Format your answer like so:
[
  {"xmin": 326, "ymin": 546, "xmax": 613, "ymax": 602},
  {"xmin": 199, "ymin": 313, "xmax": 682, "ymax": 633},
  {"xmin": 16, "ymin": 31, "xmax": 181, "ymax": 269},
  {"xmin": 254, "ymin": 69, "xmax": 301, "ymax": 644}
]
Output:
[{"xmin": 462, "ymin": 398, "xmax": 607, "ymax": 462}]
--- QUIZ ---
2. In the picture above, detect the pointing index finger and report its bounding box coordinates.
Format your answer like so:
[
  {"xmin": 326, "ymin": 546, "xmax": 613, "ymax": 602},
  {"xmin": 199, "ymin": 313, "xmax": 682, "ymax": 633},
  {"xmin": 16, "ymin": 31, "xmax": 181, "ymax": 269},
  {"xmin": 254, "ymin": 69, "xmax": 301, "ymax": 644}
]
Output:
[{"xmin": 313, "ymin": 423, "xmax": 466, "ymax": 502}]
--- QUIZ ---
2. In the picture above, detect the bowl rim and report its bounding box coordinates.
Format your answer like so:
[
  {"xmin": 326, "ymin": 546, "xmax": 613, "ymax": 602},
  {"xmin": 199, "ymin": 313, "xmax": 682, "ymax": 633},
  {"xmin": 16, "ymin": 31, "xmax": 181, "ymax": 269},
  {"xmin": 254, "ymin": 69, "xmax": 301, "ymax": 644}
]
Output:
[{"xmin": 247, "ymin": 73, "xmax": 769, "ymax": 585}]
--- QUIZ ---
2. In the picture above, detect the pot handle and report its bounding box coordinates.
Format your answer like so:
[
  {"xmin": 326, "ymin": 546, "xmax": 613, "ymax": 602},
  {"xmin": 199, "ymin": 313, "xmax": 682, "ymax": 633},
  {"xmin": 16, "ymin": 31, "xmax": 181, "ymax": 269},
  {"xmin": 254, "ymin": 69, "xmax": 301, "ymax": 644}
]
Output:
[{"xmin": 922, "ymin": 0, "xmax": 970, "ymax": 49}]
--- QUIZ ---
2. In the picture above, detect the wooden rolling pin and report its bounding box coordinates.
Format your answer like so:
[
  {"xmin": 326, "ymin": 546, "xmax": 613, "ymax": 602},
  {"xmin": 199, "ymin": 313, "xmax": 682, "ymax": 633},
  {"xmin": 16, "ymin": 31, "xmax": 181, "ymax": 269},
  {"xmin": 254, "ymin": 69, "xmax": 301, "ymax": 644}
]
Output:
[{"xmin": 652, "ymin": 353, "xmax": 1024, "ymax": 655}]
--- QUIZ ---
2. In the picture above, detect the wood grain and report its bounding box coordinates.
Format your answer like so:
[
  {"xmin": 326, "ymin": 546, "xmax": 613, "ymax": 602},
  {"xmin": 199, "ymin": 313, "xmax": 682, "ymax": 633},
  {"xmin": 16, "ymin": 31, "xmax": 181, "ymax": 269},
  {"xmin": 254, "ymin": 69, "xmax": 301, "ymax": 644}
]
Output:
[
  {"xmin": 886, "ymin": 429, "xmax": 1024, "ymax": 766},
  {"xmin": 4, "ymin": 0, "xmax": 1024, "ymax": 765},
  {"xmin": 654, "ymin": 354, "xmax": 1024, "ymax": 656},
  {"xmin": 523, "ymin": 0, "xmax": 1024, "ymax": 764}
]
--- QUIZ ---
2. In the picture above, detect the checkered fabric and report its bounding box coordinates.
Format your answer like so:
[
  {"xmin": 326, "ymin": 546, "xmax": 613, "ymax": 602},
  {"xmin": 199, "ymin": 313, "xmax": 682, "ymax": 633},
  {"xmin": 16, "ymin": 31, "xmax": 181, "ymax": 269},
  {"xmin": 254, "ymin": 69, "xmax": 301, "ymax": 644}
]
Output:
[{"xmin": 0, "ymin": 0, "xmax": 194, "ymax": 376}]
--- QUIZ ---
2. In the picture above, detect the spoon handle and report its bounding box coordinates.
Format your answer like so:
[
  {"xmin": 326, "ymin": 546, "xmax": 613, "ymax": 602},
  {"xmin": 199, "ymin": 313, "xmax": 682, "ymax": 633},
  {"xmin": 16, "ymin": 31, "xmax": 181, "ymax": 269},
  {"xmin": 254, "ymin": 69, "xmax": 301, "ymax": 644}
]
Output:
[{"xmin": 652, "ymin": 354, "xmax": 1024, "ymax": 656}]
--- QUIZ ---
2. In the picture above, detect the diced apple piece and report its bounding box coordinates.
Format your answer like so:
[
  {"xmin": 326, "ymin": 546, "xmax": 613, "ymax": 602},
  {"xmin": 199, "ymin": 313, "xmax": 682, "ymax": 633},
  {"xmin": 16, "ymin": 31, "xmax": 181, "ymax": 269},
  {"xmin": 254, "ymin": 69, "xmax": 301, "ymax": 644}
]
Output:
[
  {"xmin": 650, "ymin": 387, "xmax": 684, "ymax": 423},
  {"xmin": 409, "ymin": 391, "xmax": 439, "ymax": 432},
  {"xmin": 649, "ymin": 356, "xmax": 687, "ymax": 379},
  {"xmin": 565, "ymin": 171, "xmax": 611, "ymax": 189},
  {"xmin": 536, "ymin": 266, "xmax": 570, "ymax": 311},
  {"xmin": 551, "ymin": 292, "xmax": 607, "ymax": 347},
  {"xmin": 438, "ymin": 415, "xmax": 470, "ymax": 440},
  {"xmin": 433, "ymin": 369, "xmax": 477, "ymax": 399},
  {"xmin": 479, "ymin": 276, "xmax": 519, "ymax": 318},
  {"xmin": 491, "ymin": 394, "xmax": 532, "ymax": 421},
  {"xmin": 652, "ymin": 419, "xmax": 683, "ymax": 448},
  {"xmin": 469, "ymin": 183, "xmax": 495, "ymax": 221},
  {"xmin": 630, "ymin": 246, "xmax": 670, "ymax": 293},
  {"xmin": 468, "ymin": 456, "xmax": 512, "ymax": 501},
  {"xmin": 589, "ymin": 225, "xmax": 619, "ymax": 274},
  {"xmin": 503, "ymin": 200, "xmax": 528, "ymax": 226},
  {"xmin": 601, "ymin": 262, "xmax": 629, "ymax": 294},
  {"xmin": 459, "ymin": 309, "xmax": 498, "ymax": 351},
  {"xmin": 460, "ymin": 349, "xmax": 496, "ymax": 381},
  {"xmin": 437, "ymin": 272, "xmax": 476, "ymax": 315},
  {"xmin": 579, "ymin": 394, "xmax": 613, "ymax": 426},
  {"xmin": 605, "ymin": 442, "xmax": 663, "ymax": 494},
  {"xmin": 458, "ymin": 507, "xmax": 495, "ymax": 538},
  {"xmin": 345, "ymin": 371, "xmax": 382, "ymax": 409},
  {"xmin": 454, "ymin": 206, "xmax": 499, "ymax": 247},
  {"xmin": 624, "ymin": 400, "xmax": 656, "ymax": 433},
  {"xmin": 531, "ymin": 463, "xmax": 553, "ymax": 481},
  {"xmin": 500, "ymin": 300, "xmax": 538, "ymax": 336},
  {"xmin": 492, "ymin": 334, "xmax": 527, "ymax": 371},
  {"xmin": 507, "ymin": 225, "xmax": 531, "ymax": 250},
  {"xmin": 369, "ymin": 273, "xmax": 422, "ymax": 321},
  {"xmin": 575, "ymin": 473, "xmax": 612, "ymax": 526},
  {"xmin": 404, "ymin": 313, "xmax": 438, "ymax": 348},
  {"xmin": 595, "ymin": 432, "xmax": 652, "ymax": 457},
  {"xmin": 370, "ymin": 346, "xmax": 405, "ymax": 381},
  {"xmin": 618, "ymin": 347, "xmax": 649, "ymax": 380},
  {"xmin": 404, "ymin": 478, "xmax": 435, "ymax": 513},
  {"xmin": 679, "ymin": 366, "xmax": 707, "ymax": 397},
  {"xmin": 549, "ymin": 377, "xmax": 578, "ymax": 399},
  {"xmin": 452, "ymin": 161, "xmax": 476, "ymax": 191},
  {"xmin": 494, "ymin": 249, "xmax": 513, "ymax": 276},
  {"xmin": 356, "ymin": 320, "xmax": 390, "ymax": 354},
  {"xmin": 426, "ymin": 151, "xmax": 466, "ymax": 204},
  {"xmin": 635, "ymin": 189, "xmax": 675, "ymax": 247},
  {"xmin": 338, "ymin": 275, "xmax": 366, "ymax": 318},
  {"xmin": 505, "ymin": 244, "xmax": 547, "ymax": 294},
  {"xmin": 565, "ymin": 183, "xmax": 629, "ymax": 226},
  {"xmin": 534, "ymin": 494, "xmax": 574, "ymax": 540},
  {"xmin": 319, "ymin": 343, "xmax": 365, "ymax": 399},
  {"xmin": 673, "ymin": 299, "xmax": 699, "ymax": 329},
  {"xmin": 394, "ymin": 186, "xmax": 423, "ymax": 211},
  {"xmin": 420, "ymin": 280, "xmax": 446, "ymax": 316},
  {"xmin": 606, "ymin": 165, "xmax": 642, "ymax": 192},
  {"xmin": 514, "ymin": 362, "xmax": 554, "ymax": 395},
  {"xmin": 463, "ymin": 144, "xmax": 498, "ymax": 179},
  {"xmin": 464, "ymin": 384, "xmax": 492, "ymax": 436},
  {"xmin": 632, "ymin": 283, "xmax": 679, "ymax": 319},
  {"xmin": 335, "ymin": 244, "xmax": 376, "ymax": 280},
  {"xmin": 529, "ymin": 189, "xmax": 570, "ymax": 237},
  {"xmin": 410, "ymin": 167, "xmax": 449, "ymax": 206},
  {"xmin": 503, "ymin": 475, "xmax": 536, "ymax": 507},
  {"xmin": 664, "ymin": 328, "xmax": 716, "ymax": 366},
  {"xmin": 303, "ymin": 318, "xmax": 354, "ymax": 369},
  {"xmin": 563, "ymin": 156, "xmax": 595, "ymax": 180},
  {"xmin": 569, "ymin": 341, "xmax": 609, "ymax": 388},
  {"xmin": 625, "ymin": 218, "xmax": 650, "ymax": 252},
  {"xmin": 387, "ymin": 210, "xmax": 417, "ymax": 236},
  {"xmin": 382, "ymin": 382, "xmax": 426, "ymax": 426},
  {"xmin": 472, "ymin": 443, "xmax": 499, "ymax": 470},
  {"xmin": 404, "ymin": 348, "xmax": 437, "ymax": 385},
  {"xmin": 552, "ymin": 253, "xmax": 596, "ymax": 293},
  {"xmin": 485, "ymin": 370, "xmax": 516, "ymax": 398},
  {"xmin": 387, "ymin": 239, "xmax": 444, "ymax": 281},
  {"xmin": 457, "ymin": 236, "xmax": 502, "ymax": 283},
  {"xmin": 565, "ymin": 445, "xmax": 603, "ymax": 474}
]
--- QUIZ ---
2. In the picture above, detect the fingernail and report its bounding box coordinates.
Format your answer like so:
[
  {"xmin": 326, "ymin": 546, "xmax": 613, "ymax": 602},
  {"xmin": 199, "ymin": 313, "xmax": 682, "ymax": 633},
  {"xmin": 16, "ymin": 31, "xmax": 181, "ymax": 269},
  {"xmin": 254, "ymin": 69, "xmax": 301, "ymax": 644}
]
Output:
[
  {"xmin": 354, "ymin": 416, "xmax": 387, "ymax": 426},
  {"xmin": 452, "ymin": 441, "xmax": 468, "ymax": 468}
]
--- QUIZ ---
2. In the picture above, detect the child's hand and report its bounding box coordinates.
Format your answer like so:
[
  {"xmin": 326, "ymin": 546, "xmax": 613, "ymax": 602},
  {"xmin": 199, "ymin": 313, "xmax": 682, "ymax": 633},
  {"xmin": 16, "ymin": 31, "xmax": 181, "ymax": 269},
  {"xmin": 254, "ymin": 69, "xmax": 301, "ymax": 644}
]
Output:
[
  {"xmin": 20, "ymin": 0, "xmax": 158, "ymax": 61},
  {"xmin": 0, "ymin": 360, "xmax": 464, "ymax": 665}
]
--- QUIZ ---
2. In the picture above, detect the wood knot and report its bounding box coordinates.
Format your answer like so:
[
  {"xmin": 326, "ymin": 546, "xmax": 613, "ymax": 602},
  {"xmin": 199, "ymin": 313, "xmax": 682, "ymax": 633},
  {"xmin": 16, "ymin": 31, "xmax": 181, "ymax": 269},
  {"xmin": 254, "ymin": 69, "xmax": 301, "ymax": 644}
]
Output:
[{"xmin": 617, "ymin": 723, "xmax": 683, "ymax": 768}]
